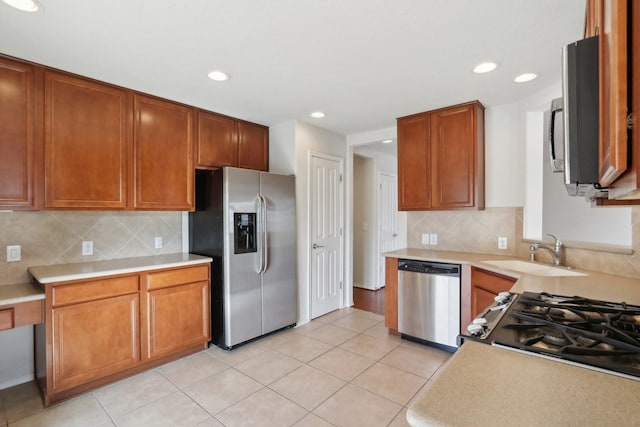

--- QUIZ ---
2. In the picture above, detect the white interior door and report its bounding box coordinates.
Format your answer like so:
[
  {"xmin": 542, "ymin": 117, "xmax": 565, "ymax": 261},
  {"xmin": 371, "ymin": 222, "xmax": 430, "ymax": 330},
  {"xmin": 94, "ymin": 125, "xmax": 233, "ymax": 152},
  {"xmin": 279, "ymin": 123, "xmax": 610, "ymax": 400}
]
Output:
[
  {"xmin": 378, "ymin": 172, "xmax": 398, "ymax": 287},
  {"xmin": 310, "ymin": 153, "xmax": 343, "ymax": 319}
]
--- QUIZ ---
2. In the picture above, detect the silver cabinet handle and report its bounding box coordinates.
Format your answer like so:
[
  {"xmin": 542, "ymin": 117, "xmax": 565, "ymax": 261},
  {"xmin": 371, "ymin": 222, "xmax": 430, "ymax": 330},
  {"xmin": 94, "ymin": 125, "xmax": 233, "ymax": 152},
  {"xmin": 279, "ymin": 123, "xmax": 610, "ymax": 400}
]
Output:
[{"xmin": 312, "ymin": 243, "xmax": 324, "ymax": 249}]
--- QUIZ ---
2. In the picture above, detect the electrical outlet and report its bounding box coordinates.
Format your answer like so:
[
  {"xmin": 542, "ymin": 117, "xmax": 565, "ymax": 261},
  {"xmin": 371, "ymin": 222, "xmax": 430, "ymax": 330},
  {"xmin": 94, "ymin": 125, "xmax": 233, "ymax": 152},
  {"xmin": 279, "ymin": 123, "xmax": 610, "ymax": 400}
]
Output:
[
  {"xmin": 155, "ymin": 236, "xmax": 163, "ymax": 249},
  {"xmin": 429, "ymin": 233, "xmax": 438, "ymax": 245},
  {"xmin": 82, "ymin": 240, "xmax": 93, "ymax": 256},
  {"xmin": 421, "ymin": 233, "xmax": 430, "ymax": 245},
  {"xmin": 6, "ymin": 245, "xmax": 21, "ymax": 262},
  {"xmin": 498, "ymin": 236, "xmax": 508, "ymax": 250}
]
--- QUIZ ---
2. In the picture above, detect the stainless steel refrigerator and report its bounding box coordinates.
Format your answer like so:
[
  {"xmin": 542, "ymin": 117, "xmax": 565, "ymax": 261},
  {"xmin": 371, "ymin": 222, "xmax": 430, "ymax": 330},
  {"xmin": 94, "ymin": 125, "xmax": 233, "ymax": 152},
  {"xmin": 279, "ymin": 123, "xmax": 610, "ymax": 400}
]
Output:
[{"xmin": 189, "ymin": 167, "xmax": 297, "ymax": 350}]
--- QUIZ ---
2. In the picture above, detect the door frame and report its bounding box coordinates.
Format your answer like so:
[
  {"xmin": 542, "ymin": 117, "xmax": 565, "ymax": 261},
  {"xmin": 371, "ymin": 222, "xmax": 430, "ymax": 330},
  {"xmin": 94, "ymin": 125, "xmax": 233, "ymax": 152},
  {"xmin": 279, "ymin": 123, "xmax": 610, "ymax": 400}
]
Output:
[{"xmin": 307, "ymin": 151, "xmax": 345, "ymax": 318}]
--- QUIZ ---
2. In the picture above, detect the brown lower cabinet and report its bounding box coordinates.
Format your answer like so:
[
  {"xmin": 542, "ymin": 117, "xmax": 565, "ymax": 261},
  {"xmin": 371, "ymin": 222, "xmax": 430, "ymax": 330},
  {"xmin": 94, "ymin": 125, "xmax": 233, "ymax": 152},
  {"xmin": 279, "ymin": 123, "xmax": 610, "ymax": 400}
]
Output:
[
  {"xmin": 384, "ymin": 257, "xmax": 398, "ymax": 331},
  {"xmin": 35, "ymin": 263, "xmax": 211, "ymax": 406},
  {"xmin": 470, "ymin": 267, "xmax": 516, "ymax": 319}
]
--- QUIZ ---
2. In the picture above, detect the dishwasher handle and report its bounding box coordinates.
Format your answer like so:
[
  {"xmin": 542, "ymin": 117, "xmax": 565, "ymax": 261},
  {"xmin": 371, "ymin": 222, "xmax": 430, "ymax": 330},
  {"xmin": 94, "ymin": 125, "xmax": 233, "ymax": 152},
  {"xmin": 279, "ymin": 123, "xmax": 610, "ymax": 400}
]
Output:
[{"xmin": 398, "ymin": 259, "xmax": 460, "ymax": 276}]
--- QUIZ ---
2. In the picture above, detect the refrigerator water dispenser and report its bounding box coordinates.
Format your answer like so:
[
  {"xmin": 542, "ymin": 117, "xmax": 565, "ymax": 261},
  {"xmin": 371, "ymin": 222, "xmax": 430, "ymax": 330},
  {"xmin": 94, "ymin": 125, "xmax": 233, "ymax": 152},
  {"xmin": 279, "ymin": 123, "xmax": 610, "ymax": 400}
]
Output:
[{"xmin": 234, "ymin": 213, "xmax": 256, "ymax": 254}]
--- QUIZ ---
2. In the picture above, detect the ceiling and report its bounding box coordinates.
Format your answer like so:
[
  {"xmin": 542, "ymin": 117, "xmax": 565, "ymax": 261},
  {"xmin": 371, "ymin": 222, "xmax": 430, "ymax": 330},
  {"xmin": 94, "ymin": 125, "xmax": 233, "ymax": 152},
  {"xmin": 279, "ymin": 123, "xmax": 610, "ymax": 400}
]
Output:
[{"xmin": 0, "ymin": 0, "xmax": 586, "ymax": 144}]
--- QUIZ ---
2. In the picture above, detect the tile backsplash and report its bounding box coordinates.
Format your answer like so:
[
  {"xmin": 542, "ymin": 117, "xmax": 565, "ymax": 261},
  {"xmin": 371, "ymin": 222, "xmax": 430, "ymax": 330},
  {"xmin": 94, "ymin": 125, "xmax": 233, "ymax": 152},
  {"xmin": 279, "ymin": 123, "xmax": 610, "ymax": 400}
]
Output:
[
  {"xmin": 0, "ymin": 211, "xmax": 182, "ymax": 285},
  {"xmin": 408, "ymin": 207, "xmax": 640, "ymax": 279}
]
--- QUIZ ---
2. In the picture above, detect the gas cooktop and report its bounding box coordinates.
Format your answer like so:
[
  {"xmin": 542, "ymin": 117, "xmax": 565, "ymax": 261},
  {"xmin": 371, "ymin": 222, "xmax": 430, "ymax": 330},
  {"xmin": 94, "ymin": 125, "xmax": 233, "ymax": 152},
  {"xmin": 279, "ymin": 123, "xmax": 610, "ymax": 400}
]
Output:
[{"xmin": 464, "ymin": 292, "xmax": 640, "ymax": 381}]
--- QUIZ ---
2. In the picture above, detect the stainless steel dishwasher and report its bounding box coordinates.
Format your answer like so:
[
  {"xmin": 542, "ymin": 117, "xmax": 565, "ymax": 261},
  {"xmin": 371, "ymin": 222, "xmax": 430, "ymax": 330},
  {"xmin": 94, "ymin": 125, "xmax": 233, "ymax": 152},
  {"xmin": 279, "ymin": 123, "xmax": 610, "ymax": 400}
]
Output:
[{"xmin": 397, "ymin": 259, "xmax": 460, "ymax": 350}]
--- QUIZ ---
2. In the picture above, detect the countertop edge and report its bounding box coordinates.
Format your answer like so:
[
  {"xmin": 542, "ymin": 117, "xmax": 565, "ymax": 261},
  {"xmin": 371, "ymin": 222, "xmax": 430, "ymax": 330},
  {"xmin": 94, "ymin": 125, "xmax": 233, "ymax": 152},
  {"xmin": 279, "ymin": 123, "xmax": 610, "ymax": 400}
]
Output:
[
  {"xmin": 28, "ymin": 254, "xmax": 213, "ymax": 284},
  {"xmin": 0, "ymin": 283, "xmax": 45, "ymax": 306}
]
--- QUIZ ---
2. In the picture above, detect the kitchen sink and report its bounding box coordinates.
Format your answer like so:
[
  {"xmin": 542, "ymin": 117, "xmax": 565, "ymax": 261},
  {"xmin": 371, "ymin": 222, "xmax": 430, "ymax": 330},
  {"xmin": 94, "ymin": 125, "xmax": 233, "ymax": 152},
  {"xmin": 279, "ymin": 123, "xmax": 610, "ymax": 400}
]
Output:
[{"xmin": 480, "ymin": 260, "xmax": 587, "ymax": 277}]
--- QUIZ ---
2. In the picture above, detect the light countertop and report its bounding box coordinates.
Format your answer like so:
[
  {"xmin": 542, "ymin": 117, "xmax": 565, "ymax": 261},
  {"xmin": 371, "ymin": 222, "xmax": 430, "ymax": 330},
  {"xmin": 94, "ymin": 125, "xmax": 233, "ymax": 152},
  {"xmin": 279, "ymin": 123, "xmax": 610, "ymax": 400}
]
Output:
[
  {"xmin": 384, "ymin": 248, "xmax": 640, "ymax": 305},
  {"xmin": 28, "ymin": 253, "xmax": 213, "ymax": 284},
  {"xmin": 407, "ymin": 341, "xmax": 640, "ymax": 427},
  {"xmin": 0, "ymin": 282, "xmax": 45, "ymax": 306}
]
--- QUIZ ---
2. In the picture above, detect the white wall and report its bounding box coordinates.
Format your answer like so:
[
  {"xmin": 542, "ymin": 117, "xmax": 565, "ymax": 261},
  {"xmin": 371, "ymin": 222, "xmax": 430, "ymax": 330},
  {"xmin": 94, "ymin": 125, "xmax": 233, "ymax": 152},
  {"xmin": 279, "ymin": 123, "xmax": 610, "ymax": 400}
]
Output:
[
  {"xmin": 519, "ymin": 82, "xmax": 632, "ymax": 246},
  {"xmin": 484, "ymin": 103, "xmax": 523, "ymax": 207},
  {"xmin": 353, "ymin": 155, "xmax": 377, "ymax": 289},
  {"xmin": 269, "ymin": 121, "xmax": 348, "ymax": 325}
]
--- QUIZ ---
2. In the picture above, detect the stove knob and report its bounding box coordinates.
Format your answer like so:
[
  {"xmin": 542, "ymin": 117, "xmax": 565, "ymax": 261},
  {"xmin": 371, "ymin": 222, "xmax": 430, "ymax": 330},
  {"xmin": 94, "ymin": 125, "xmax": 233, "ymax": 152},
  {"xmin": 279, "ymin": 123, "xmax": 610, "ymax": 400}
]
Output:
[
  {"xmin": 494, "ymin": 292, "xmax": 511, "ymax": 304},
  {"xmin": 467, "ymin": 324, "xmax": 484, "ymax": 336},
  {"xmin": 472, "ymin": 317, "xmax": 487, "ymax": 326}
]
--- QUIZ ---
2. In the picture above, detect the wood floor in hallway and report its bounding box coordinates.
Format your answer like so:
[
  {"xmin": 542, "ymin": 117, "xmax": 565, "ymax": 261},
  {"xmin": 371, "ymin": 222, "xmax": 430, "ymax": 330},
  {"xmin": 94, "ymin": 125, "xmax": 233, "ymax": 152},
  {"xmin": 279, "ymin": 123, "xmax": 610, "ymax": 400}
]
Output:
[{"xmin": 353, "ymin": 287, "xmax": 385, "ymax": 316}]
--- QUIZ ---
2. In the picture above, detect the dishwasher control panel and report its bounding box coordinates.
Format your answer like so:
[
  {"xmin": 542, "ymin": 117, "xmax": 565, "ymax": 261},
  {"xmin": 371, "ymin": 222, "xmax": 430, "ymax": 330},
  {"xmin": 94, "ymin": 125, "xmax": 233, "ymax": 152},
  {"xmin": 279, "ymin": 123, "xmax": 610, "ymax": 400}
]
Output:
[{"xmin": 397, "ymin": 260, "xmax": 460, "ymax": 276}]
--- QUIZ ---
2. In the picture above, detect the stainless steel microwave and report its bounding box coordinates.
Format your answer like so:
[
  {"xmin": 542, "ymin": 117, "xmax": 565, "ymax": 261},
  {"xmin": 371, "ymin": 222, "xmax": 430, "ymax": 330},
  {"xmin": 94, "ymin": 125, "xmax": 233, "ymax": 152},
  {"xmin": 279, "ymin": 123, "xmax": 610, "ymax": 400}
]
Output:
[{"xmin": 546, "ymin": 35, "xmax": 606, "ymax": 199}]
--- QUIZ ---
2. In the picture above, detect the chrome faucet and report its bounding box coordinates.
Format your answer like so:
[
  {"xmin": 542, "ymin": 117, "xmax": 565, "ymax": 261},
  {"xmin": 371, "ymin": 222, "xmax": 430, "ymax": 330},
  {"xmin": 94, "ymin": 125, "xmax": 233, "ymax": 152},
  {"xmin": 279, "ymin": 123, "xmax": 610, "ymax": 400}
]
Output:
[{"xmin": 529, "ymin": 234, "xmax": 563, "ymax": 266}]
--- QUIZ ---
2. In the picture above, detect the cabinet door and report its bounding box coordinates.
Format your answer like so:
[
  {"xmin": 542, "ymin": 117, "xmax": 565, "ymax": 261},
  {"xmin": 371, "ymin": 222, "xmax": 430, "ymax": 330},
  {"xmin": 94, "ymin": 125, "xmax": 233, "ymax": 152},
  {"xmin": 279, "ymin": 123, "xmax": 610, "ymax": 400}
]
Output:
[
  {"xmin": 133, "ymin": 95, "xmax": 194, "ymax": 210},
  {"xmin": 237, "ymin": 121, "xmax": 268, "ymax": 171},
  {"xmin": 598, "ymin": 0, "xmax": 628, "ymax": 187},
  {"xmin": 51, "ymin": 293, "xmax": 139, "ymax": 392},
  {"xmin": 470, "ymin": 267, "xmax": 516, "ymax": 319},
  {"xmin": 44, "ymin": 72, "xmax": 129, "ymax": 208},
  {"xmin": 431, "ymin": 103, "xmax": 483, "ymax": 209},
  {"xmin": 607, "ymin": 1, "xmax": 639, "ymax": 199},
  {"xmin": 471, "ymin": 286, "xmax": 498, "ymax": 319},
  {"xmin": 195, "ymin": 111, "xmax": 237, "ymax": 168},
  {"xmin": 0, "ymin": 58, "xmax": 39, "ymax": 209},
  {"xmin": 145, "ymin": 281, "xmax": 210, "ymax": 360},
  {"xmin": 397, "ymin": 114, "xmax": 431, "ymax": 210}
]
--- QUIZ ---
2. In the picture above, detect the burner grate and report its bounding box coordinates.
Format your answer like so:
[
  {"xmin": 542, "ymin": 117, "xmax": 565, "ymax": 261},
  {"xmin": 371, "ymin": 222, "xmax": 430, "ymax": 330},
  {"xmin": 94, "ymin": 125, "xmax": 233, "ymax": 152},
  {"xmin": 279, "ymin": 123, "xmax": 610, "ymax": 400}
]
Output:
[{"xmin": 494, "ymin": 292, "xmax": 640, "ymax": 378}]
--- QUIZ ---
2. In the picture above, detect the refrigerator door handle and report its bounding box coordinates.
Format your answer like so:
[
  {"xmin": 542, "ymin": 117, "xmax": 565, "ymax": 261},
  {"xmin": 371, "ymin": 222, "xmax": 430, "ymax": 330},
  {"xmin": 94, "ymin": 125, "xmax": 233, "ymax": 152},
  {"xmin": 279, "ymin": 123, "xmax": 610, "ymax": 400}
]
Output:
[
  {"xmin": 260, "ymin": 195, "xmax": 268, "ymax": 273},
  {"xmin": 256, "ymin": 195, "xmax": 265, "ymax": 273}
]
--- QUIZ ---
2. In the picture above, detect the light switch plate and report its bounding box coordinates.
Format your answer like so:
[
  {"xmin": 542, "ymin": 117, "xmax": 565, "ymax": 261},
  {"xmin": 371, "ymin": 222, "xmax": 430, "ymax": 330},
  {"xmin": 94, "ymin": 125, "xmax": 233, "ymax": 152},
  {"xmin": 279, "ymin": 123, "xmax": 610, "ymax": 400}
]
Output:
[
  {"xmin": 155, "ymin": 236, "xmax": 163, "ymax": 249},
  {"xmin": 6, "ymin": 245, "xmax": 21, "ymax": 262},
  {"xmin": 421, "ymin": 233, "xmax": 429, "ymax": 245},
  {"xmin": 429, "ymin": 233, "xmax": 438, "ymax": 245}
]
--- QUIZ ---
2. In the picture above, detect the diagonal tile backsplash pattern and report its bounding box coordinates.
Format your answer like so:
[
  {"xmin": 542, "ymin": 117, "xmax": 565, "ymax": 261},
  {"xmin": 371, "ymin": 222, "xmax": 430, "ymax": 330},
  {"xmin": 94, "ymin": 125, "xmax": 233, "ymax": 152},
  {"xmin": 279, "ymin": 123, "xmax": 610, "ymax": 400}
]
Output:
[
  {"xmin": 0, "ymin": 211, "xmax": 182, "ymax": 285},
  {"xmin": 408, "ymin": 206, "xmax": 640, "ymax": 279}
]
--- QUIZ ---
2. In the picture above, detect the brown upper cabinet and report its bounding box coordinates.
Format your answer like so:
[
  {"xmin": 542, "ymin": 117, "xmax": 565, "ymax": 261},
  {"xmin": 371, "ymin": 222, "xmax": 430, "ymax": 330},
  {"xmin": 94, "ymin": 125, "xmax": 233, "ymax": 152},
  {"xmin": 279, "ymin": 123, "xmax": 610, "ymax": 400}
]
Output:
[
  {"xmin": 607, "ymin": 0, "xmax": 640, "ymax": 200},
  {"xmin": 586, "ymin": 0, "xmax": 640, "ymax": 201},
  {"xmin": 0, "ymin": 53, "xmax": 269, "ymax": 210},
  {"xmin": 133, "ymin": 95, "xmax": 194, "ymax": 210},
  {"xmin": 0, "ymin": 57, "xmax": 41, "ymax": 210},
  {"xmin": 195, "ymin": 111, "xmax": 237, "ymax": 169},
  {"xmin": 585, "ymin": 0, "xmax": 629, "ymax": 189},
  {"xmin": 397, "ymin": 101, "xmax": 485, "ymax": 210},
  {"xmin": 237, "ymin": 120, "xmax": 269, "ymax": 171},
  {"xmin": 195, "ymin": 112, "xmax": 269, "ymax": 171},
  {"xmin": 44, "ymin": 71, "xmax": 130, "ymax": 209}
]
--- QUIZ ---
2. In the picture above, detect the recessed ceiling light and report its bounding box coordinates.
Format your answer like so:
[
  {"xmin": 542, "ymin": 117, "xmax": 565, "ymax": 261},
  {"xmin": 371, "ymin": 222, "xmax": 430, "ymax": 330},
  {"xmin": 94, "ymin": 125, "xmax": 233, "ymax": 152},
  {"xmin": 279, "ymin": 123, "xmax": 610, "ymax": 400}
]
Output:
[
  {"xmin": 207, "ymin": 70, "xmax": 229, "ymax": 81},
  {"xmin": 473, "ymin": 62, "xmax": 498, "ymax": 74},
  {"xmin": 2, "ymin": 0, "xmax": 39, "ymax": 12},
  {"xmin": 381, "ymin": 139, "xmax": 393, "ymax": 144},
  {"xmin": 310, "ymin": 111, "xmax": 325, "ymax": 119},
  {"xmin": 514, "ymin": 73, "xmax": 538, "ymax": 83}
]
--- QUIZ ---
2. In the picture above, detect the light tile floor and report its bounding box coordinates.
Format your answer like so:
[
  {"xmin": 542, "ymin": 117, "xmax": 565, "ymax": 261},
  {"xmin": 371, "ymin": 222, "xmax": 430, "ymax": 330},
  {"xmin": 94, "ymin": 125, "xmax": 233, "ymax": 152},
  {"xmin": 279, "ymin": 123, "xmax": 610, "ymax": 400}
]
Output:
[{"xmin": 0, "ymin": 308, "xmax": 451, "ymax": 427}]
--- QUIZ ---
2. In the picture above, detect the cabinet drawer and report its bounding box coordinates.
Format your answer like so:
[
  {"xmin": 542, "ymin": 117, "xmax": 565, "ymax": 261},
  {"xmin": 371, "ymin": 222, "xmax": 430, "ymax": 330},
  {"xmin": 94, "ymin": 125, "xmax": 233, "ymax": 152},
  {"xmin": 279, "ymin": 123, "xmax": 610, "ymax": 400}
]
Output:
[
  {"xmin": 0, "ymin": 308, "xmax": 14, "ymax": 331},
  {"xmin": 52, "ymin": 275, "xmax": 139, "ymax": 307},
  {"xmin": 146, "ymin": 265, "xmax": 209, "ymax": 290},
  {"xmin": 471, "ymin": 267, "xmax": 516, "ymax": 295}
]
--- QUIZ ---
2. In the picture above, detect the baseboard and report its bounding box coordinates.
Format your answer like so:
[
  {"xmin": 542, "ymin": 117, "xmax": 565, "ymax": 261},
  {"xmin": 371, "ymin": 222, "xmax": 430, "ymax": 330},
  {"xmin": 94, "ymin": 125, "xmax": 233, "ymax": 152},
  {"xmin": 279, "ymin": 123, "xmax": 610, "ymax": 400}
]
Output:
[{"xmin": 0, "ymin": 373, "xmax": 34, "ymax": 390}]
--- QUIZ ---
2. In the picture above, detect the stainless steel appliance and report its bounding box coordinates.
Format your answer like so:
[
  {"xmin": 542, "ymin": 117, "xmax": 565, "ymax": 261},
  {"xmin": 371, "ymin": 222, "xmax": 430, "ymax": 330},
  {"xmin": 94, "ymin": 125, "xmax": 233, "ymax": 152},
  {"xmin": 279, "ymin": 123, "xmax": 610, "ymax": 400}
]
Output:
[
  {"xmin": 461, "ymin": 291, "xmax": 640, "ymax": 381},
  {"xmin": 397, "ymin": 259, "xmax": 460, "ymax": 350},
  {"xmin": 546, "ymin": 36, "xmax": 605, "ymax": 199},
  {"xmin": 562, "ymin": 35, "xmax": 604, "ymax": 198},
  {"xmin": 189, "ymin": 167, "xmax": 297, "ymax": 350}
]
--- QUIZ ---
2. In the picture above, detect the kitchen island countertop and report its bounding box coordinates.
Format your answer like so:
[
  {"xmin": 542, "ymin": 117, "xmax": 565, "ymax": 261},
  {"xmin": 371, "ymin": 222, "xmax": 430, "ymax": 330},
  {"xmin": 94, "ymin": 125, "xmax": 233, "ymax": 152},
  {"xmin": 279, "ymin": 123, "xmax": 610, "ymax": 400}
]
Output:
[
  {"xmin": 407, "ymin": 340, "xmax": 640, "ymax": 426},
  {"xmin": 28, "ymin": 253, "xmax": 212, "ymax": 284}
]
